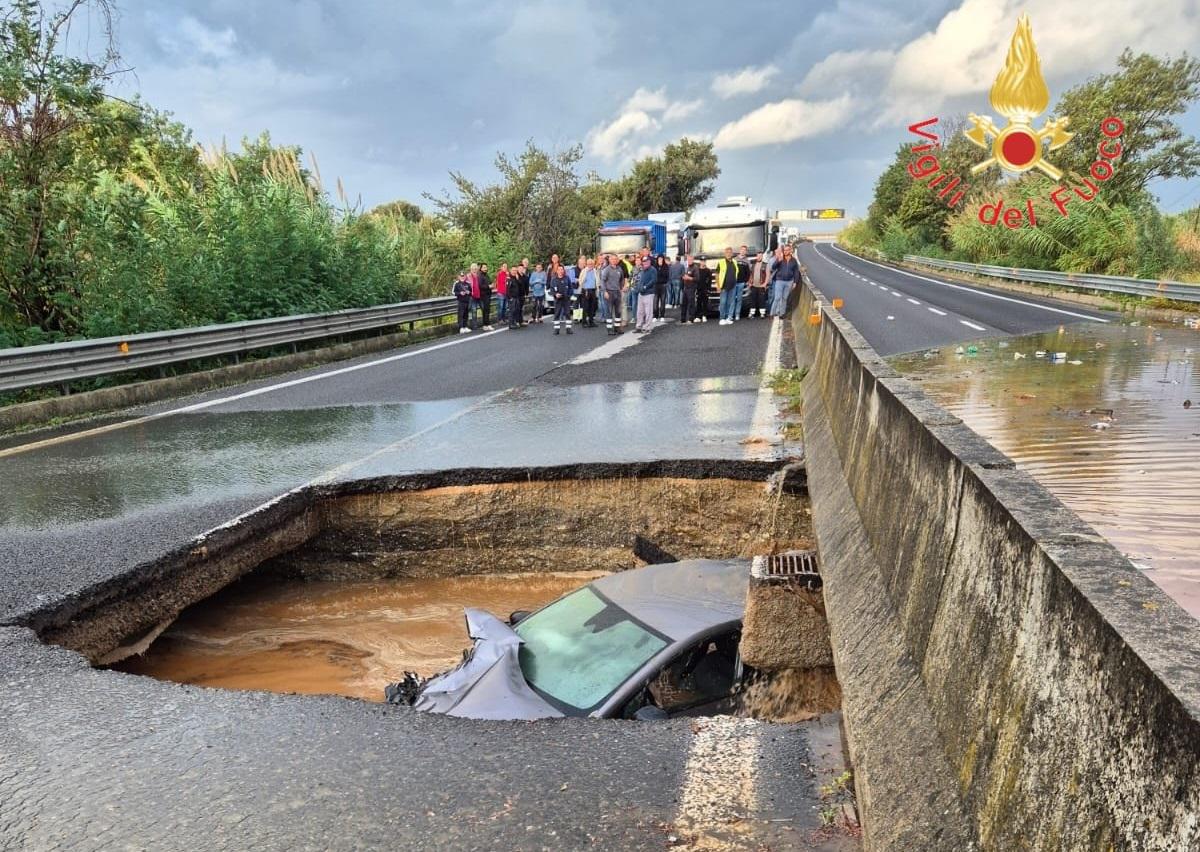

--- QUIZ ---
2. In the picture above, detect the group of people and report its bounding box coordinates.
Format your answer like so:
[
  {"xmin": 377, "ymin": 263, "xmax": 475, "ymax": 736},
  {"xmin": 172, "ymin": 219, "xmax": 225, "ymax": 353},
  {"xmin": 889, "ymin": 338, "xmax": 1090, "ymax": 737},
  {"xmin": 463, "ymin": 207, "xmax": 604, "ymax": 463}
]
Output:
[{"xmin": 452, "ymin": 243, "xmax": 803, "ymax": 336}]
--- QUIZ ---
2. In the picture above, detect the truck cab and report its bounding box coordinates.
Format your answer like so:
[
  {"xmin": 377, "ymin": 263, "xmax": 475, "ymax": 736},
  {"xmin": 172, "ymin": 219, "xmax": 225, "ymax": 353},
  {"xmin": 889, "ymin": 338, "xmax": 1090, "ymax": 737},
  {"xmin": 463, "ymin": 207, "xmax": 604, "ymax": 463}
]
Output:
[
  {"xmin": 684, "ymin": 198, "xmax": 779, "ymax": 266},
  {"xmin": 684, "ymin": 198, "xmax": 780, "ymax": 316},
  {"xmin": 596, "ymin": 220, "xmax": 667, "ymax": 258}
]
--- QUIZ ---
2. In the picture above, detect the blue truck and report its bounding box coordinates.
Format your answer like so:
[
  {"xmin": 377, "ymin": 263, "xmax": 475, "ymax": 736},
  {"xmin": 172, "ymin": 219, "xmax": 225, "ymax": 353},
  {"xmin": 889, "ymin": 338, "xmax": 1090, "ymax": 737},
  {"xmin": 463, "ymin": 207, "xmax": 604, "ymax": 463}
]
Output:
[{"xmin": 596, "ymin": 219, "xmax": 667, "ymax": 258}]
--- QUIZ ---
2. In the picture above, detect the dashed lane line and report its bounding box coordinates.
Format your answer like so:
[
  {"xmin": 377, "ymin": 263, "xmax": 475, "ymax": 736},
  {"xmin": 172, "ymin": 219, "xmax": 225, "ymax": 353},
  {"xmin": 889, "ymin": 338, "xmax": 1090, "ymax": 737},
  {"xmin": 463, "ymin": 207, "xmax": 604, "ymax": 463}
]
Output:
[
  {"xmin": 928, "ymin": 307, "xmax": 948, "ymax": 316},
  {"xmin": 826, "ymin": 243, "xmax": 1109, "ymax": 323},
  {"xmin": 960, "ymin": 320, "xmax": 986, "ymax": 331}
]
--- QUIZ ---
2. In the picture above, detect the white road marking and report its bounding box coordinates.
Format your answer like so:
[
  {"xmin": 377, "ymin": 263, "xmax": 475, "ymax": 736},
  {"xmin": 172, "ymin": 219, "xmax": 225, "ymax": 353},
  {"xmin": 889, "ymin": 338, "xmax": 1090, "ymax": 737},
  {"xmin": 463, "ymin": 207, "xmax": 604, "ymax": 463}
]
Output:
[
  {"xmin": 566, "ymin": 326, "xmax": 651, "ymax": 364},
  {"xmin": 928, "ymin": 307, "xmax": 948, "ymax": 316},
  {"xmin": 826, "ymin": 244, "xmax": 1109, "ymax": 323},
  {"xmin": 748, "ymin": 313, "xmax": 784, "ymax": 448},
  {"xmin": 960, "ymin": 320, "xmax": 986, "ymax": 331},
  {"xmin": 907, "ymin": 298, "xmax": 921, "ymax": 305},
  {"xmin": 673, "ymin": 718, "xmax": 762, "ymax": 844},
  {"xmin": 892, "ymin": 291, "xmax": 903, "ymax": 297},
  {"xmin": 0, "ymin": 327, "xmax": 510, "ymax": 459}
]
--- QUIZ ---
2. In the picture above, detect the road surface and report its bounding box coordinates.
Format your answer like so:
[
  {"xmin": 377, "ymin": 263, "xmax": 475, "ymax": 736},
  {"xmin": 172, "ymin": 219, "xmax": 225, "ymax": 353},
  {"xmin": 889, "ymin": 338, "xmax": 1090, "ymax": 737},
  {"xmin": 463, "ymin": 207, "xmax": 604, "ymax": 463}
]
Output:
[{"xmin": 798, "ymin": 242, "xmax": 1112, "ymax": 355}]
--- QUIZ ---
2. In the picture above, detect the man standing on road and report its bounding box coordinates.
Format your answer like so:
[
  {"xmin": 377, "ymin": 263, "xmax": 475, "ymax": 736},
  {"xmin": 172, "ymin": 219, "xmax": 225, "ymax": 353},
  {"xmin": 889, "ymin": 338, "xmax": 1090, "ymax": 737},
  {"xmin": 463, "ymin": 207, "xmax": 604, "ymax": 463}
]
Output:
[
  {"xmin": 578, "ymin": 258, "xmax": 599, "ymax": 328},
  {"xmin": 695, "ymin": 260, "xmax": 712, "ymax": 323},
  {"xmin": 600, "ymin": 254, "xmax": 624, "ymax": 335},
  {"xmin": 508, "ymin": 261, "xmax": 528, "ymax": 329},
  {"xmin": 716, "ymin": 247, "xmax": 740, "ymax": 325},
  {"xmin": 634, "ymin": 256, "xmax": 657, "ymax": 333},
  {"xmin": 679, "ymin": 255, "xmax": 698, "ymax": 324},
  {"xmin": 748, "ymin": 252, "xmax": 769, "ymax": 318},
  {"xmin": 549, "ymin": 264, "xmax": 574, "ymax": 334},
  {"xmin": 478, "ymin": 263, "xmax": 493, "ymax": 330},
  {"xmin": 770, "ymin": 244, "xmax": 801, "ymax": 319},
  {"xmin": 767, "ymin": 246, "xmax": 783, "ymax": 309},
  {"xmin": 733, "ymin": 245, "xmax": 750, "ymax": 322},
  {"xmin": 453, "ymin": 271, "xmax": 472, "ymax": 333},
  {"xmin": 668, "ymin": 255, "xmax": 685, "ymax": 310}
]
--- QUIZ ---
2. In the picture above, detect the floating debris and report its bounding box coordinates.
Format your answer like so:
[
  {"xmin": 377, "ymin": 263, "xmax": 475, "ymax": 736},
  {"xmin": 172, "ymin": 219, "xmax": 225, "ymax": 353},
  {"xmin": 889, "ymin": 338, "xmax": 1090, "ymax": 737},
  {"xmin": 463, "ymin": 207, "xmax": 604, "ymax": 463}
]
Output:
[
  {"xmin": 1090, "ymin": 422, "xmax": 1112, "ymax": 430},
  {"xmin": 1014, "ymin": 352, "xmax": 1026, "ymax": 360}
]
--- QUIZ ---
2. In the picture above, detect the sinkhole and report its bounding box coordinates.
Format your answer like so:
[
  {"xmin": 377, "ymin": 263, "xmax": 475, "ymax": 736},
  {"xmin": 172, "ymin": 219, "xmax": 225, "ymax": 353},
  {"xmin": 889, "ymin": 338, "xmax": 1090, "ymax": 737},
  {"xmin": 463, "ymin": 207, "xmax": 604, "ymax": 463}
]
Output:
[{"xmin": 31, "ymin": 461, "xmax": 841, "ymax": 721}]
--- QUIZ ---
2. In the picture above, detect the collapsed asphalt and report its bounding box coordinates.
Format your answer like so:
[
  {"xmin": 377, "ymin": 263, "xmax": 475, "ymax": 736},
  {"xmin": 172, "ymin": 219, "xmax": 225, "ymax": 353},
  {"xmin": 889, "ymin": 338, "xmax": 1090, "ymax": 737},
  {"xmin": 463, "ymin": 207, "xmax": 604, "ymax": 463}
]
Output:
[{"xmin": 0, "ymin": 314, "xmax": 872, "ymax": 851}]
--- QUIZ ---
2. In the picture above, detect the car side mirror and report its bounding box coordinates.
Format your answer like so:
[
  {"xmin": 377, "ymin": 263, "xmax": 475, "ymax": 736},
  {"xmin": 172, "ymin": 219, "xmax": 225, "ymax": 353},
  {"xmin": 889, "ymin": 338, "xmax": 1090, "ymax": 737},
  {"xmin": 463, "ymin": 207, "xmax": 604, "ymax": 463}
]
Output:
[
  {"xmin": 634, "ymin": 705, "xmax": 669, "ymax": 721},
  {"xmin": 508, "ymin": 610, "xmax": 532, "ymax": 626}
]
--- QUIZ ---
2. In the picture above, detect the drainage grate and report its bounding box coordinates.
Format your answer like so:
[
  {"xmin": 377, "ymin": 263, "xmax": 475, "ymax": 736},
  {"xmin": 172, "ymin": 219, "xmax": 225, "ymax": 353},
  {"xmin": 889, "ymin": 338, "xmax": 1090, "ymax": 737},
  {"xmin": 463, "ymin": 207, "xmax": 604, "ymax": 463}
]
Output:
[{"xmin": 750, "ymin": 550, "xmax": 822, "ymax": 589}]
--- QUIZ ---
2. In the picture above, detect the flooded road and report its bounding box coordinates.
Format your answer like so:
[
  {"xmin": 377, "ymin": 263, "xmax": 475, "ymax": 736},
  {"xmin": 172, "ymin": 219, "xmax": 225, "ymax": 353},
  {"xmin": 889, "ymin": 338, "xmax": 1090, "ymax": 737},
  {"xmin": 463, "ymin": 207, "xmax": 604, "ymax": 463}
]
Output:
[
  {"xmin": 893, "ymin": 320, "xmax": 1200, "ymax": 617},
  {"xmin": 115, "ymin": 571, "xmax": 606, "ymax": 701}
]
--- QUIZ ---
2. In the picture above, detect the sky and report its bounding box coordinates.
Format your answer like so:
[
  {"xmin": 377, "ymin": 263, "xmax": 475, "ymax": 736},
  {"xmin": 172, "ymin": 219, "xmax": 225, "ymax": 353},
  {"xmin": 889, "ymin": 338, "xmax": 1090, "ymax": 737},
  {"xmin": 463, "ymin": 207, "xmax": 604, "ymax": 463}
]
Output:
[{"xmin": 100, "ymin": 0, "xmax": 1200, "ymax": 219}]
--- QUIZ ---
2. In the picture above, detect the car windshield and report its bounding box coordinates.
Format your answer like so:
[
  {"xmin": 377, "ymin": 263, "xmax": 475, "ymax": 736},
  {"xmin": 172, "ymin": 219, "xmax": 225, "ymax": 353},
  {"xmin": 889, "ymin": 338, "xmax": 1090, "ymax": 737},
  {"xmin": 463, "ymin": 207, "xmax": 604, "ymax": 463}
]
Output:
[
  {"xmin": 515, "ymin": 587, "xmax": 669, "ymax": 714},
  {"xmin": 691, "ymin": 225, "xmax": 765, "ymax": 257},
  {"xmin": 597, "ymin": 233, "xmax": 648, "ymax": 255}
]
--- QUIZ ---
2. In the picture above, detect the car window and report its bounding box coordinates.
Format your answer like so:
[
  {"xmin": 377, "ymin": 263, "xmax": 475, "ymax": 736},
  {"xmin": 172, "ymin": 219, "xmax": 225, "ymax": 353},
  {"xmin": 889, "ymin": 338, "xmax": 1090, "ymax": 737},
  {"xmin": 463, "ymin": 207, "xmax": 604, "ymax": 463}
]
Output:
[
  {"xmin": 647, "ymin": 632, "xmax": 740, "ymax": 715},
  {"xmin": 515, "ymin": 587, "xmax": 669, "ymax": 714}
]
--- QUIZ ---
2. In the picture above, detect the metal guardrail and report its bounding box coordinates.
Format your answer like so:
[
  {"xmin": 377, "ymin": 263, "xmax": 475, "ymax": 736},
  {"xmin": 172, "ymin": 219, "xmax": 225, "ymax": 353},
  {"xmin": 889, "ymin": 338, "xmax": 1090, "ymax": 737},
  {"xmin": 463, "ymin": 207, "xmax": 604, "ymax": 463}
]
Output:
[
  {"xmin": 903, "ymin": 255, "xmax": 1200, "ymax": 304},
  {"xmin": 0, "ymin": 295, "xmax": 470, "ymax": 393}
]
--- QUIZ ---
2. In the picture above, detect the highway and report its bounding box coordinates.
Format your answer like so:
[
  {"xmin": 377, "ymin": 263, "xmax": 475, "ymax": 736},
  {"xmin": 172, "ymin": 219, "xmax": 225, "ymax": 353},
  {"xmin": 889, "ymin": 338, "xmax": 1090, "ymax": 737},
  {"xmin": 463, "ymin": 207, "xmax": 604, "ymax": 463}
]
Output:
[
  {"xmin": 0, "ymin": 255, "xmax": 1120, "ymax": 851},
  {"xmin": 798, "ymin": 242, "xmax": 1113, "ymax": 355}
]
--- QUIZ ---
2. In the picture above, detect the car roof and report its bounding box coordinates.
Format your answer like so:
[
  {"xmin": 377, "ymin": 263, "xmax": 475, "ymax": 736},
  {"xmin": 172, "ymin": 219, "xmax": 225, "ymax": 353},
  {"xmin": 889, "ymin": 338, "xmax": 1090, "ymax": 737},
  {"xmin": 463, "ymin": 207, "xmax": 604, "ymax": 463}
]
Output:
[{"xmin": 588, "ymin": 559, "xmax": 749, "ymax": 641}]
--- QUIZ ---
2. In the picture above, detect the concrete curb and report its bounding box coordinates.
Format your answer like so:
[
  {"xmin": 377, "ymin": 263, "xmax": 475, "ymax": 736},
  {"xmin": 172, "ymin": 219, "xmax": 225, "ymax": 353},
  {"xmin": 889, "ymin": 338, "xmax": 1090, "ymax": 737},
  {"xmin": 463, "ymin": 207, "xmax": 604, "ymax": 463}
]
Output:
[
  {"xmin": 795, "ymin": 278, "xmax": 1200, "ymax": 850},
  {"xmin": 0, "ymin": 320, "xmax": 458, "ymax": 435}
]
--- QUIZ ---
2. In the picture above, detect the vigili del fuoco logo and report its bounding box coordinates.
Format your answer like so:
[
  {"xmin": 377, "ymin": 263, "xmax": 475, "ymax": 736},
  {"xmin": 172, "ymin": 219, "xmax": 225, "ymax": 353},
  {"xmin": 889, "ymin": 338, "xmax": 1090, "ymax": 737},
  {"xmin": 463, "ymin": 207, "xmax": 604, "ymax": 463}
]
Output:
[{"xmin": 904, "ymin": 13, "xmax": 1124, "ymax": 229}]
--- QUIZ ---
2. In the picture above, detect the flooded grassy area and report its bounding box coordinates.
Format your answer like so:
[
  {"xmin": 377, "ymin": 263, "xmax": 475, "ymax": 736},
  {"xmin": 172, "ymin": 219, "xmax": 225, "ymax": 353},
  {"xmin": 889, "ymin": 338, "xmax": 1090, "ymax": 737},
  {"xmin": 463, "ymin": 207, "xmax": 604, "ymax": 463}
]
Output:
[
  {"xmin": 114, "ymin": 571, "xmax": 605, "ymax": 701},
  {"xmin": 893, "ymin": 320, "xmax": 1200, "ymax": 617}
]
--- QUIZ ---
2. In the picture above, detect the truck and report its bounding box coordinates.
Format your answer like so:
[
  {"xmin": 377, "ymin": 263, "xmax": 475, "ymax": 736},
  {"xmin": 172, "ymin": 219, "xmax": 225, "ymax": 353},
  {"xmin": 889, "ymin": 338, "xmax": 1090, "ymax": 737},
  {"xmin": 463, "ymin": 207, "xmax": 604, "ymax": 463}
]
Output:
[
  {"xmin": 684, "ymin": 197, "xmax": 780, "ymax": 317},
  {"xmin": 595, "ymin": 219, "xmax": 666, "ymax": 258},
  {"xmin": 683, "ymin": 197, "xmax": 779, "ymax": 264},
  {"xmin": 648, "ymin": 212, "xmax": 687, "ymax": 258}
]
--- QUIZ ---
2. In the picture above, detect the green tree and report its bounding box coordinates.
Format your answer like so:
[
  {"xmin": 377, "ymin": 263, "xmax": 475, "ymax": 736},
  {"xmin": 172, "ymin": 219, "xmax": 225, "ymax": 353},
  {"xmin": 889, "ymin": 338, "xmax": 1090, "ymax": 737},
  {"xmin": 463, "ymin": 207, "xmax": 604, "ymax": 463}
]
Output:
[
  {"xmin": 609, "ymin": 137, "xmax": 720, "ymax": 215},
  {"xmin": 0, "ymin": 0, "xmax": 119, "ymax": 338},
  {"xmin": 1053, "ymin": 51, "xmax": 1200, "ymax": 204},
  {"xmin": 369, "ymin": 199, "xmax": 424, "ymax": 223}
]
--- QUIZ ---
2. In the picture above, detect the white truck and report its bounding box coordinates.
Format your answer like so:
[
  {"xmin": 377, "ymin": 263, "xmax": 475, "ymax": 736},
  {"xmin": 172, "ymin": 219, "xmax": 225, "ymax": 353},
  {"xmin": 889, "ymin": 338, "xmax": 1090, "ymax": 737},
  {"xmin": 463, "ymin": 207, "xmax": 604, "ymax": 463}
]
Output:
[
  {"xmin": 683, "ymin": 197, "xmax": 780, "ymax": 318},
  {"xmin": 684, "ymin": 197, "xmax": 779, "ymax": 265}
]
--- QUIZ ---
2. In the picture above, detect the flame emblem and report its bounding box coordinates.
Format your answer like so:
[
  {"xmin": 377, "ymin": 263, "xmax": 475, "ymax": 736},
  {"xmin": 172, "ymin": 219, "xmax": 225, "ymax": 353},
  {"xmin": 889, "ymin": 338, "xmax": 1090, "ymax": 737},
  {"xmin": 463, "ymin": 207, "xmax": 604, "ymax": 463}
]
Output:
[{"xmin": 964, "ymin": 14, "xmax": 1072, "ymax": 178}]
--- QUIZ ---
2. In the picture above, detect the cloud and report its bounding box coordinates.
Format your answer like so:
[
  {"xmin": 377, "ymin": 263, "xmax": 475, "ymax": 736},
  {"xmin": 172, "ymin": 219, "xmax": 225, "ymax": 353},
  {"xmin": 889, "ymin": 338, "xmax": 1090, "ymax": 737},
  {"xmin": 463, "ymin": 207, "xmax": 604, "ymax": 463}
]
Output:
[
  {"xmin": 588, "ymin": 109, "xmax": 661, "ymax": 160},
  {"xmin": 663, "ymin": 99, "xmax": 703, "ymax": 122},
  {"xmin": 625, "ymin": 87, "xmax": 669, "ymax": 112},
  {"xmin": 713, "ymin": 95, "xmax": 856, "ymax": 150},
  {"xmin": 712, "ymin": 65, "xmax": 779, "ymax": 99},
  {"xmin": 587, "ymin": 89, "xmax": 704, "ymax": 160}
]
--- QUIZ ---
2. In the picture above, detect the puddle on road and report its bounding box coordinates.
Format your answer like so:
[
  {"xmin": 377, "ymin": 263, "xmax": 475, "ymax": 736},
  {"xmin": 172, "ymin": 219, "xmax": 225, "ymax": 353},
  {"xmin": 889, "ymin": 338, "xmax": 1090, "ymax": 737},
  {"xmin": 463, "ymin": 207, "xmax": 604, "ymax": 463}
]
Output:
[
  {"xmin": 893, "ymin": 320, "xmax": 1200, "ymax": 616},
  {"xmin": 114, "ymin": 571, "xmax": 606, "ymax": 701}
]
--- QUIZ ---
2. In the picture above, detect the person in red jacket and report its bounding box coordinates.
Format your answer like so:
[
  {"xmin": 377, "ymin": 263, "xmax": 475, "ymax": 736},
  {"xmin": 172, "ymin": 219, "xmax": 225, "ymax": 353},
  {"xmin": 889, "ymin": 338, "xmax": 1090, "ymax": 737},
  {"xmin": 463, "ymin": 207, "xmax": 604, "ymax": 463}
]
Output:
[{"xmin": 495, "ymin": 263, "xmax": 509, "ymax": 324}]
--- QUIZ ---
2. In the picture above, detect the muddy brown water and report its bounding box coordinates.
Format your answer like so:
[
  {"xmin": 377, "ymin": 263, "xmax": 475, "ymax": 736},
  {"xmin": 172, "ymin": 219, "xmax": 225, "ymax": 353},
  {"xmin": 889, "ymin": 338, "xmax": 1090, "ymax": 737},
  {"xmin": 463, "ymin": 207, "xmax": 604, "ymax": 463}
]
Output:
[
  {"xmin": 893, "ymin": 320, "xmax": 1200, "ymax": 617},
  {"xmin": 114, "ymin": 571, "xmax": 606, "ymax": 702}
]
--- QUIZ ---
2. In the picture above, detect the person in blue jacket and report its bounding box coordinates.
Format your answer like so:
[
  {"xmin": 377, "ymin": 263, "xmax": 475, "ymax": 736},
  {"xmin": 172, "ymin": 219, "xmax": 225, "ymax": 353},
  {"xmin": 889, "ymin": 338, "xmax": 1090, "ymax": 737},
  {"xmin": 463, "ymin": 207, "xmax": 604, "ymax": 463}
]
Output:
[
  {"xmin": 634, "ymin": 255, "xmax": 658, "ymax": 333},
  {"xmin": 529, "ymin": 263, "xmax": 547, "ymax": 323}
]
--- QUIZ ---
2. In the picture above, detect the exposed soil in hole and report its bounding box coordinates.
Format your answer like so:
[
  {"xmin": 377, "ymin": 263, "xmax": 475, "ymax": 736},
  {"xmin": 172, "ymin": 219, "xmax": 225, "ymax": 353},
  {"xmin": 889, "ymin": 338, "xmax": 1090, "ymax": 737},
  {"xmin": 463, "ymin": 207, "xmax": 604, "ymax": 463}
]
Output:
[
  {"xmin": 289, "ymin": 477, "xmax": 812, "ymax": 580},
  {"xmin": 113, "ymin": 571, "xmax": 605, "ymax": 701}
]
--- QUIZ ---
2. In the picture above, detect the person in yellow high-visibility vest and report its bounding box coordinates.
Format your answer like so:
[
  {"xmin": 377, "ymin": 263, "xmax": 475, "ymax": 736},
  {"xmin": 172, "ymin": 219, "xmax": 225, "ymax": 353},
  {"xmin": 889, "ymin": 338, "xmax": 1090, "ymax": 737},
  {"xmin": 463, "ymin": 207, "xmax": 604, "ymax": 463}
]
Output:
[{"xmin": 715, "ymin": 247, "xmax": 742, "ymax": 325}]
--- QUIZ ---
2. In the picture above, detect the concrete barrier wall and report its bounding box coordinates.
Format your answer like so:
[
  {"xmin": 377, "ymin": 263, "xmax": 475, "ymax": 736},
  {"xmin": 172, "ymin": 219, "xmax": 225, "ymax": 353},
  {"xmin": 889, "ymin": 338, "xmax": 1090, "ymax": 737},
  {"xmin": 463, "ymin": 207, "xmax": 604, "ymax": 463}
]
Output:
[{"xmin": 794, "ymin": 280, "xmax": 1200, "ymax": 850}]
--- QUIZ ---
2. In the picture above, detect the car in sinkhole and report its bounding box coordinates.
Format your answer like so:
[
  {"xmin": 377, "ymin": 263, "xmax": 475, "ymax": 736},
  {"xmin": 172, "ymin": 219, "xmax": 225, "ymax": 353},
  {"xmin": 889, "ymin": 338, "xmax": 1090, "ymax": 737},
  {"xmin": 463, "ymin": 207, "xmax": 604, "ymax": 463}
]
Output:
[{"xmin": 385, "ymin": 559, "xmax": 750, "ymax": 720}]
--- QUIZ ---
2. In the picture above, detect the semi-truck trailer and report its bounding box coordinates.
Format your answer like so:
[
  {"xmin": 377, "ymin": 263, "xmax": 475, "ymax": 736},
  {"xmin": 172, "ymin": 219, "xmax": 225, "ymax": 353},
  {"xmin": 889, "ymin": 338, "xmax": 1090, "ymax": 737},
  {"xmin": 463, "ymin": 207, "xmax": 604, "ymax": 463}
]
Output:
[{"xmin": 596, "ymin": 220, "xmax": 666, "ymax": 257}]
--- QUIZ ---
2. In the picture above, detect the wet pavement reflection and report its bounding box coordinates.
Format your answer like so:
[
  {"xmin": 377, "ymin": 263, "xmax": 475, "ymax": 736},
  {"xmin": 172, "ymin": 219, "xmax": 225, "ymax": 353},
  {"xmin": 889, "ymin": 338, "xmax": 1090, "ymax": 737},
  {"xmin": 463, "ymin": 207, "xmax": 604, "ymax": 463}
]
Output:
[
  {"xmin": 0, "ymin": 400, "xmax": 477, "ymax": 530},
  {"xmin": 893, "ymin": 320, "xmax": 1200, "ymax": 617},
  {"xmin": 115, "ymin": 571, "xmax": 606, "ymax": 701}
]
